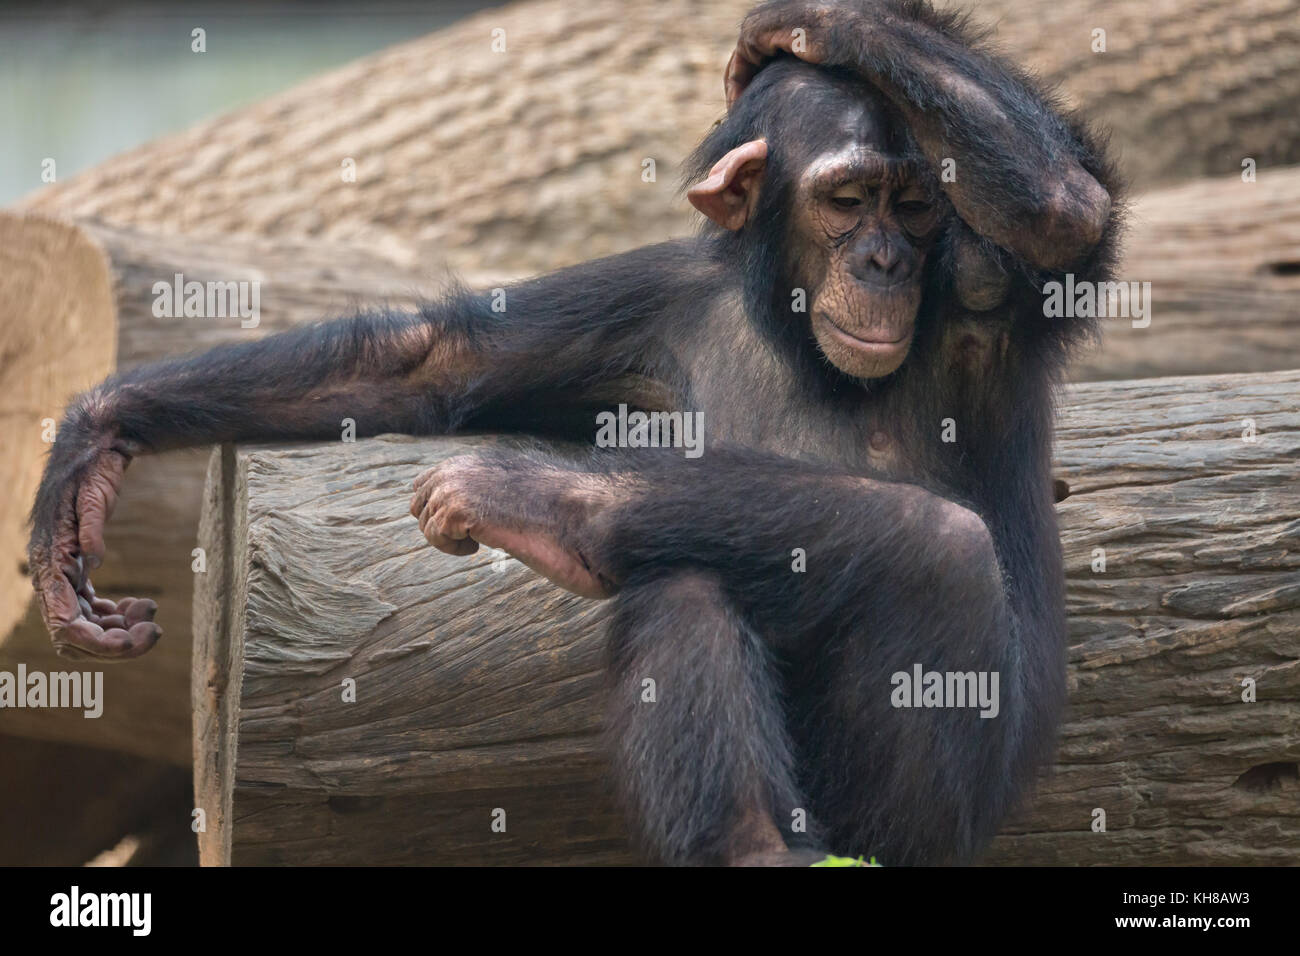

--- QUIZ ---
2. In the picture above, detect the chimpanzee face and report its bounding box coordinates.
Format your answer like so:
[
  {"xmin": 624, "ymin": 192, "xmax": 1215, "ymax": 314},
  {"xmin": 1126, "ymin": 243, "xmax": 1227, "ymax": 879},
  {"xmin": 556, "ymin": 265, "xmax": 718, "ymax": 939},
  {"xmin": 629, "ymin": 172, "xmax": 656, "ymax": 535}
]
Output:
[
  {"xmin": 788, "ymin": 96, "xmax": 941, "ymax": 379},
  {"xmin": 687, "ymin": 80, "xmax": 943, "ymax": 380}
]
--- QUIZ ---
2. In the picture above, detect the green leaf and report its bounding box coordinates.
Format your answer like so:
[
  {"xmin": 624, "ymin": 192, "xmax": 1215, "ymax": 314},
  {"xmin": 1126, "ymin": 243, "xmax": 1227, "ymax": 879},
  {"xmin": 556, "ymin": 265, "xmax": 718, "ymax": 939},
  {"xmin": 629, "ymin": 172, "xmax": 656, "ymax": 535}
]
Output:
[{"xmin": 809, "ymin": 854, "xmax": 881, "ymax": 867}]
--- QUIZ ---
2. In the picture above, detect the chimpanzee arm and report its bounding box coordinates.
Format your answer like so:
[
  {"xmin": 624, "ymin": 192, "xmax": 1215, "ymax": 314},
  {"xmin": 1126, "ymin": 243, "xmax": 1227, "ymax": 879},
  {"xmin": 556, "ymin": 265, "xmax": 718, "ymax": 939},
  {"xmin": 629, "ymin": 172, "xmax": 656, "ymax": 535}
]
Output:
[
  {"xmin": 728, "ymin": 0, "xmax": 1116, "ymax": 272},
  {"xmin": 29, "ymin": 241, "xmax": 707, "ymax": 659},
  {"xmin": 410, "ymin": 445, "xmax": 1002, "ymax": 628}
]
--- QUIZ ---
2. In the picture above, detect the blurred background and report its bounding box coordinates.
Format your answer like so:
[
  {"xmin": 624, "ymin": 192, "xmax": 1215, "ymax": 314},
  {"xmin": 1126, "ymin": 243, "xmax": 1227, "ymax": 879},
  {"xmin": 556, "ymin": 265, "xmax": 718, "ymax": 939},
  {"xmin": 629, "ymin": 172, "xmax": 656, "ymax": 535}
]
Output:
[
  {"xmin": 1, "ymin": 0, "xmax": 1297, "ymax": 865},
  {"xmin": 0, "ymin": 1, "xmax": 498, "ymax": 206}
]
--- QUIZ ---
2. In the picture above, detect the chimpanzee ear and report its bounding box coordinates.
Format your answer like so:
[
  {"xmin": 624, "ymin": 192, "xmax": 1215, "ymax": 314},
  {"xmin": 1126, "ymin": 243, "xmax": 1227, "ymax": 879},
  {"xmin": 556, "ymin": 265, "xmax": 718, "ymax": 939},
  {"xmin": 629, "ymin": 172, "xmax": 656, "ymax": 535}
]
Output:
[{"xmin": 687, "ymin": 139, "xmax": 768, "ymax": 230}]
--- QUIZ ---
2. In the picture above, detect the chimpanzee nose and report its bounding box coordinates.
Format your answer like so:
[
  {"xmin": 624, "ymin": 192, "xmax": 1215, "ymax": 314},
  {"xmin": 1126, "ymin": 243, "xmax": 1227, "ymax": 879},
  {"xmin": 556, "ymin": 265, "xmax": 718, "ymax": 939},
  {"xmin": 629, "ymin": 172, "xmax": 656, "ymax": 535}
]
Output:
[
  {"xmin": 871, "ymin": 243, "xmax": 901, "ymax": 274},
  {"xmin": 852, "ymin": 238, "xmax": 912, "ymax": 285}
]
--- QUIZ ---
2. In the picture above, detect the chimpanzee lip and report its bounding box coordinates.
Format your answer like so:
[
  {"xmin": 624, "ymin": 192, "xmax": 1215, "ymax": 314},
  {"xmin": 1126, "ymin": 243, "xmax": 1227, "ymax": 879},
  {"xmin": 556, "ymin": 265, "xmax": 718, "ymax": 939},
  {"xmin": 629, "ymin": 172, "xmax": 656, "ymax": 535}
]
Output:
[{"xmin": 819, "ymin": 313, "xmax": 912, "ymax": 351}]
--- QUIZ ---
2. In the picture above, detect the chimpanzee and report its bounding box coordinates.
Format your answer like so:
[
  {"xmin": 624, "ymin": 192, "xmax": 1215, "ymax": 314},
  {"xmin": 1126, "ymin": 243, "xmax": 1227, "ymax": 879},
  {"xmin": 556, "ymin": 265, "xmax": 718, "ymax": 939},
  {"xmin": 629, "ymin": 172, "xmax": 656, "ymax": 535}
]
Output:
[{"xmin": 28, "ymin": 0, "xmax": 1120, "ymax": 865}]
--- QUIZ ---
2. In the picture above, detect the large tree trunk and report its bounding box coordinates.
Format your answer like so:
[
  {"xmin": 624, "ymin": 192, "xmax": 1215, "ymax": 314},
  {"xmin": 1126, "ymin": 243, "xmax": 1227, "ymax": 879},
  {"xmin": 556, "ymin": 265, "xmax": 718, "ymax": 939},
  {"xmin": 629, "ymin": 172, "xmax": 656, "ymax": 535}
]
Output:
[
  {"xmin": 193, "ymin": 369, "xmax": 1300, "ymax": 866},
  {"xmin": 17, "ymin": 0, "xmax": 1300, "ymax": 277}
]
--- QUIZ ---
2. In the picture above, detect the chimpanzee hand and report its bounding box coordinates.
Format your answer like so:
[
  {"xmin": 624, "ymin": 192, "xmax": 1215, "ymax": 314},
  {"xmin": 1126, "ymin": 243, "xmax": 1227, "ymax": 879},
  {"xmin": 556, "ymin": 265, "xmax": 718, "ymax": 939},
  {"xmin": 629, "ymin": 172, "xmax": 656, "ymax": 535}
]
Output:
[
  {"xmin": 726, "ymin": 1, "xmax": 872, "ymax": 105},
  {"xmin": 410, "ymin": 454, "xmax": 618, "ymax": 600},
  {"xmin": 28, "ymin": 444, "xmax": 161, "ymax": 661}
]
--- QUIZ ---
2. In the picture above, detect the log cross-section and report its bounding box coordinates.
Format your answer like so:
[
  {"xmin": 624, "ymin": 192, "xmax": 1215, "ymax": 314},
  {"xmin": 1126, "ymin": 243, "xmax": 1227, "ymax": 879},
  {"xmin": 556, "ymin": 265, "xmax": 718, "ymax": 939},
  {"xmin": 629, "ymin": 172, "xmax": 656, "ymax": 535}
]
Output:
[{"xmin": 194, "ymin": 370, "xmax": 1300, "ymax": 866}]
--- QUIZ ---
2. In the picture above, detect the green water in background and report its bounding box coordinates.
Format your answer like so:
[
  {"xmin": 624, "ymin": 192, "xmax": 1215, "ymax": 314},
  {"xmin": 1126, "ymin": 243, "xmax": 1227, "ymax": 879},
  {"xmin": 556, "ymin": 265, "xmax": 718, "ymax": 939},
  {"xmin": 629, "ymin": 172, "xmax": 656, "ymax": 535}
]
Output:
[{"xmin": 0, "ymin": 0, "xmax": 498, "ymax": 206}]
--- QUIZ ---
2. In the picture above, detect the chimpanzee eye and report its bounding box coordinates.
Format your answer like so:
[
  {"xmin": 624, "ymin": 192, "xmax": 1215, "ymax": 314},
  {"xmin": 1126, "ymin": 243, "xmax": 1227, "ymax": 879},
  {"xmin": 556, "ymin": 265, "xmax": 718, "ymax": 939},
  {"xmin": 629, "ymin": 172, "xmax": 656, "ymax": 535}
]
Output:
[
  {"xmin": 830, "ymin": 194, "xmax": 862, "ymax": 209},
  {"xmin": 897, "ymin": 200, "xmax": 932, "ymax": 215}
]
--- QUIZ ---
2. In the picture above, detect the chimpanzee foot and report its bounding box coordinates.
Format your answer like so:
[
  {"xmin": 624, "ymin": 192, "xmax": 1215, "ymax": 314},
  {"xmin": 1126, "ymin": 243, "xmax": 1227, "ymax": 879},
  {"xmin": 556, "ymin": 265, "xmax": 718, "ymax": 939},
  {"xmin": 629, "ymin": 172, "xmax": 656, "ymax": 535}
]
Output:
[
  {"xmin": 731, "ymin": 847, "xmax": 831, "ymax": 867},
  {"xmin": 721, "ymin": 807, "xmax": 814, "ymax": 866}
]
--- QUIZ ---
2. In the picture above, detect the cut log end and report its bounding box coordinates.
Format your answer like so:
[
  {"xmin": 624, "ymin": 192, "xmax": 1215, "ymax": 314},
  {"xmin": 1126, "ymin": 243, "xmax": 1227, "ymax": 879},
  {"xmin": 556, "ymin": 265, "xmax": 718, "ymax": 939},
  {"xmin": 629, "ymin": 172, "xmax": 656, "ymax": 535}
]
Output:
[{"xmin": 0, "ymin": 212, "xmax": 117, "ymax": 647}]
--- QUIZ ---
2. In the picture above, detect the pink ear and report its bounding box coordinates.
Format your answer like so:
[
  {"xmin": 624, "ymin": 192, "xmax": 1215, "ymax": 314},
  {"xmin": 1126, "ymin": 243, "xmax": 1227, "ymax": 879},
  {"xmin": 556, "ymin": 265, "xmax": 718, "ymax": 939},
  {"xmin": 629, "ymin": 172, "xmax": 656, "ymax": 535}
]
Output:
[{"xmin": 687, "ymin": 139, "xmax": 768, "ymax": 230}]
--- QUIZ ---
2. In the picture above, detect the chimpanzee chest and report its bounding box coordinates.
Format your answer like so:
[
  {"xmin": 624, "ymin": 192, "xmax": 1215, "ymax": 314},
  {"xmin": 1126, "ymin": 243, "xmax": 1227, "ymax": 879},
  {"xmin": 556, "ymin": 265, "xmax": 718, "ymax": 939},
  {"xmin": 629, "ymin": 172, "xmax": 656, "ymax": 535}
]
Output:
[{"xmin": 683, "ymin": 359, "xmax": 923, "ymax": 483}]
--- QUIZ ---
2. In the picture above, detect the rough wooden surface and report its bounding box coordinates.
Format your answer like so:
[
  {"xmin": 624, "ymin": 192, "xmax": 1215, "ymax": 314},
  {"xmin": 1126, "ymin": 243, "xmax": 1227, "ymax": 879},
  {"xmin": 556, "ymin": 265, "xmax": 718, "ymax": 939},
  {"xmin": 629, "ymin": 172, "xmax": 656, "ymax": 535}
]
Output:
[
  {"xmin": 18, "ymin": 0, "xmax": 1300, "ymax": 277},
  {"xmin": 987, "ymin": 370, "xmax": 1300, "ymax": 864},
  {"xmin": 195, "ymin": 369, "xmax": 1300, "ymax": 865},
  {"xmin": 1075, "ymin": 167, "xmax": 1300, "ymax": 381}
]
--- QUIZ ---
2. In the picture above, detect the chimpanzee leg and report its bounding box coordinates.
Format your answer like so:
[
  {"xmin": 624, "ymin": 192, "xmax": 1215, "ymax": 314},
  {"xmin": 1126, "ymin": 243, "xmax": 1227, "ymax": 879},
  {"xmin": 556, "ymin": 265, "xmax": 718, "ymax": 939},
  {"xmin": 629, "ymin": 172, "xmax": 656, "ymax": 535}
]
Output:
[
  {"xmin": 784, "ymin": 509, "xmax": 1035, "ymax": 866},
  {"xmin": 603, "ymin": 570, "xmax": 818, "ymax": 866},
  {"xmin": 411, "ymin": 446, "xmax": 1062, "ymax": 864},
  {"xmin": 582, "ymin": 453, "xmax": 1058, "ymax": 865}
]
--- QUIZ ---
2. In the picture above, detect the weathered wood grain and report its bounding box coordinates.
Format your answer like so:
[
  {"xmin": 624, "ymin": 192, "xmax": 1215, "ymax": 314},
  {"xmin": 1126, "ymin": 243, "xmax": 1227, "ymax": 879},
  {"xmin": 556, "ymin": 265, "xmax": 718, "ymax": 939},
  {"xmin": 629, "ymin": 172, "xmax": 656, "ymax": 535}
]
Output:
[
  {"xmin": 19, "ymin": 0, "xmax": 1300, "ymax": 275},
  {"xmin": 196, "ymin": 369, "xmax": 1300, "ymax": 865},
  {"xmin": 1076, "ymin": 167, "xmax": 1300, "ymax": 381}
]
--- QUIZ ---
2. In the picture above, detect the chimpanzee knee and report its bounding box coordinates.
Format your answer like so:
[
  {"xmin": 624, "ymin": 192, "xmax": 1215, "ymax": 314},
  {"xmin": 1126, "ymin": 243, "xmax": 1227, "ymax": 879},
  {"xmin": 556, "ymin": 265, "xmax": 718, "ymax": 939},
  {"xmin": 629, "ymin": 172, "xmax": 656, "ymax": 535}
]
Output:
[{"xmin": 924, "ymin": 496, "xmax": 1005, "ymax": 598}]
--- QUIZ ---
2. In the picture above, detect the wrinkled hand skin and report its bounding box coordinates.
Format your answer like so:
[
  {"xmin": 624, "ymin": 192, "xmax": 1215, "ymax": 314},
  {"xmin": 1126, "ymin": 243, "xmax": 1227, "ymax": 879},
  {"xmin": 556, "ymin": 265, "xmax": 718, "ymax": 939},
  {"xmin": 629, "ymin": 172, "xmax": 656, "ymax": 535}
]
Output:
[
  {"xmin": 28, "ymin": 446, "xmax": 161, "ymax": 661},
  {"xmin": 410, "ymin": 454, "xmax": 618, "ymax": 600},
  {"xmin": 726, "ymin": 1, "xmax": 848, "ymax": 105}
]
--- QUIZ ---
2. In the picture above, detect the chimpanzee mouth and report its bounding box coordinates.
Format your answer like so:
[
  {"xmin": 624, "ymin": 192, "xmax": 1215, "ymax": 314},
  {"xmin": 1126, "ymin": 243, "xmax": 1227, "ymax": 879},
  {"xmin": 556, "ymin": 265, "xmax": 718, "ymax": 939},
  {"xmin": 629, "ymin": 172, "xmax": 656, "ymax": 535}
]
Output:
[{"xmin": 818, "ymin": 312, "xmax": 913, "ymax": 352}]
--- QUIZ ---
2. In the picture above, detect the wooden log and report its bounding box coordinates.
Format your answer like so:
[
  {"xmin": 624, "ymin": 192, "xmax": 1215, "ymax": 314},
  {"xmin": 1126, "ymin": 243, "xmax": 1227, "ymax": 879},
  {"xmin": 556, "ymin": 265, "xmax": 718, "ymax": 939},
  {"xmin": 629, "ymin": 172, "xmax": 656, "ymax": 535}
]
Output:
[
  {"xmin": 1075, "ymin": 167, "xmax": 1300, "ymax": 381},
  {"xmin": 0, "ymin": 213, "xmax": 482, "ymax": 765},
  {"xmin": 17, "ymin": 0, "xmax": 1300, "ymax": 278},
  {"xmin": 194, "ymin": 369, "xmax": 1300, "ymax": 866}
]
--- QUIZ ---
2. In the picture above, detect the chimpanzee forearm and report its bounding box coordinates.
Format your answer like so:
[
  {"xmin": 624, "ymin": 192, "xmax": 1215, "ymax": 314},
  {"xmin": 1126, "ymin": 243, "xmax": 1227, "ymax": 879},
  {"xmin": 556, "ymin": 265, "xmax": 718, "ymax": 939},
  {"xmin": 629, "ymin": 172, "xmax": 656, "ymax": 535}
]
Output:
[
  {"xmin": 734, "ymin": 0, "xmax": 1114, "ymax": 270},
  {"xmin": 416, "ymin": 446, "xmax": 997, "ymax": 630},
  {"xmin": 27, "ymin": 304, "xmax": 475, "ymax": 659},
  {"xmin": 32, "ymin": 303, "xmax": 469, "ymax": 572},
  {"xmin": 68, "ymin": 310, "xmax": 452, "ymax": 458}
]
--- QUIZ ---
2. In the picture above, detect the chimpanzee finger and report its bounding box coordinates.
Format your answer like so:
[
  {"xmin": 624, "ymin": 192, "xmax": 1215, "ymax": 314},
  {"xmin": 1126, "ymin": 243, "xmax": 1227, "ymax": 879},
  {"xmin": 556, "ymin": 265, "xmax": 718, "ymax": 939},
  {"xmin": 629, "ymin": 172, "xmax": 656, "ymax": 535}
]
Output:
[
  {"xmin": 410, "ymin": 482, "xmax": 431, "ymax": 519},
  {"xmin": 411, "ymin": 466, "xmax": 446, "ymax": 517},
  {"xmin": 417, "ymin": 496, "xmax": 481, "ymax": 555},
  {"xmin": 117, "ymin": 597, "xmax": 159, "ymax": 626},
  {"xmin": 727, "ymin": 20, "xmax": 829, "ymax": 106},
  {"xmin": 419, "ymin": 510, "xmax": 480, "ymax": 556},
  {"xmin": 53, "ymin": 618, "xmax": 161, "ymax": 662},
  {"xmin": 418, "ymin": 501, "xmax": 453, "ymax": 540},
  {"xmin": 72, "ymin": 565, "xmax": 105, "ymax": 621},
  {"xmin": 724, "ymin": 49, "xmax": 760, "ymax": 106}
]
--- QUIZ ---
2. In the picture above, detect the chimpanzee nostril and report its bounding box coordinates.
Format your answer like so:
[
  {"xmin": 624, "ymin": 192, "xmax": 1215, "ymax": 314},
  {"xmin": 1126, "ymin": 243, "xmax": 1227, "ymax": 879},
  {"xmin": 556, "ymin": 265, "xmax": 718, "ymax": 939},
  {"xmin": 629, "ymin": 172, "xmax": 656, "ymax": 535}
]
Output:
[
  {"xmin": 851, "ymin": 237, "xmax": 914, "ymax": 285},
  {"xmin": 871, "ymin": 243, "xmax": 901, "ymax": 275}
]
